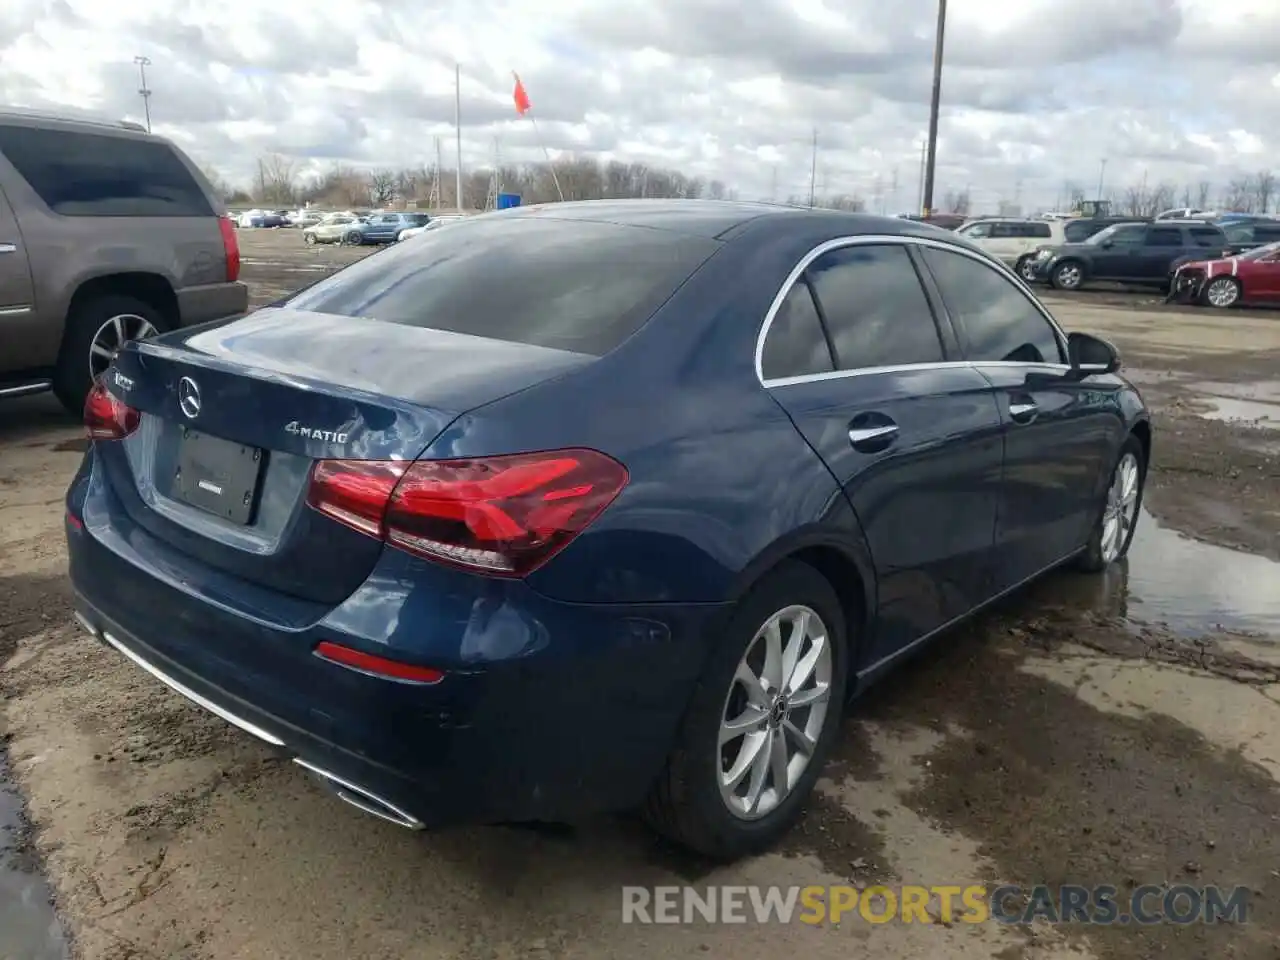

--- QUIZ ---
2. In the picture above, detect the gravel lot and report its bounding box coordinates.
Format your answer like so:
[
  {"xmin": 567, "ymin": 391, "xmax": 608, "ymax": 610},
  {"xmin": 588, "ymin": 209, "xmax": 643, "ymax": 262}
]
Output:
[{"xmin": 2, "ymin": 228, "xmax": 1279, "ymax": 960}]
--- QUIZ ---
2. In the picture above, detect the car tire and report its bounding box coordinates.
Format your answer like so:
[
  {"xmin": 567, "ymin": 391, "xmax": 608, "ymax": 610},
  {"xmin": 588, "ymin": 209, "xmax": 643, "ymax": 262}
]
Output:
[
  {"xmin": 304, "ymin": 232, "xmax": 317, "ymax": 245},
  {"xmin": 1016, "ymin": 256, "xmax": 1038, "ymax": 283},
  {"xmin": 1050, "ymin": 260, "xmax": 1085, "ymax": 291},
  {"xmin": 1076, "ymin": 434, "xmax": 1146, "ymax": 573},
  {"xmin": 1200, "ymin": 276, "xmax": 1241, "ymax": 309},
  {"xmin": 344, "ymin": 232, "xmax": 362, "ymax": 246},
  {"xmin": 643, "ymin": 560, "xmax": 850, "ymax": 861},
  {"xmin": 53, "ymin": 294, "xmax": 168, "ymax": 414}
]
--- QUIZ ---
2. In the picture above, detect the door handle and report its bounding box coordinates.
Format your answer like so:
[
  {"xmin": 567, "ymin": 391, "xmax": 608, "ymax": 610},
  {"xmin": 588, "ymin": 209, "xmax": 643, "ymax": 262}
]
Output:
[
  {"xmin": 848, "ymin": 423, "xmax": 898, "ymax": 452},
  {"xmin": 0, "ymin": 243, "xmax": 17, "ymax": 254},
  {"xmin": 1009, "ymin": 400, "xmax": 1038, "ymax": 424}
]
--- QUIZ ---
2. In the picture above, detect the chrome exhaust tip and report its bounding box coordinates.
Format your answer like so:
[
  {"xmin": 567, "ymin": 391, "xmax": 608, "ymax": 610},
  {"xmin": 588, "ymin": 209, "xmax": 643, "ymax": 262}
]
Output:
[{"xmin": 293, "ymin": 758, "xmax": 425, "ymax": 830}]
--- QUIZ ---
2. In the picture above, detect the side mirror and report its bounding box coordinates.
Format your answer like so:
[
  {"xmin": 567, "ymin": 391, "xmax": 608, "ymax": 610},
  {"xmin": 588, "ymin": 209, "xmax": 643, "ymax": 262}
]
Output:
[{"xmin": 1068, "ymin": 332, "xmax": 1121, "ymax": 376}]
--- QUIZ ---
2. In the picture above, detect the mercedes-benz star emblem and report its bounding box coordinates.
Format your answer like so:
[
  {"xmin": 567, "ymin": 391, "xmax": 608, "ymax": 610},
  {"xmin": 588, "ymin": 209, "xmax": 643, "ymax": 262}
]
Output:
[{"xmin": 177, "ymin": 376, "xmax": 201, "ymax": 419}]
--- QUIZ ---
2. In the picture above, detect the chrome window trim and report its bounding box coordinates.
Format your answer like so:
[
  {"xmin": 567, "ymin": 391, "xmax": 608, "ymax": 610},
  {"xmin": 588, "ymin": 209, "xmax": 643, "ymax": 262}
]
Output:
[{"xmin": 754, "ymin": 233, "xmax": 1071, "ymax": 388}]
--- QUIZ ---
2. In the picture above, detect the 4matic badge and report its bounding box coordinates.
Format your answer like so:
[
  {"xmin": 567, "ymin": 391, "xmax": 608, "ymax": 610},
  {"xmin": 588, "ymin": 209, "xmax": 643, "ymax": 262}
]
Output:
[{"xmin": 284, "ymin": 420, "xmax": 350, "ymax": 444}]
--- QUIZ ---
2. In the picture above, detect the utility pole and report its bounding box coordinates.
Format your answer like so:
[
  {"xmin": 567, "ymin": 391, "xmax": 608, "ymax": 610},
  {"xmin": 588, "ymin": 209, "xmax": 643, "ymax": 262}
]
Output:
[
  {"xmin": 133, "ymin": 55, "xmax": 152, "ymax": 133},
  {"xmin": 917, "ymin": 139, "xmax": 927, "ymax": 212},
  {"xmin": 1096, "ymin": 158, "xmax": 1108, "ymax": 200},
  {"xmin": 921, "ymin": 0, "xmax": 948, "ymax": 215},
  {"xmin": 808, "ymin": 128, "xmax": 818, "ymax": 208},
  {"xmin": 454, "ymin": 63, "xmax": 463, "ymax": 212}
]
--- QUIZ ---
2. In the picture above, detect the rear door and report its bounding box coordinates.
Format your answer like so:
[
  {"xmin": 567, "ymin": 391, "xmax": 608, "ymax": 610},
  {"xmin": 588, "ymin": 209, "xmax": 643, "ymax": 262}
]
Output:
[
  {"xmin": 986, "ymin": 223, "xmax": 1023, "ymax": 265},
  {"xmin": 918, "ymin": 246, "xmax": 1121, "ymax": 589},
  {"xmin": 1018, "ymin": 221, "xmax": 1053, "ymax": 257},
  {"xmin": 1090, "ymin": 224, "xmax": 1146, "ymax": 279},
  {"xmin": 762, "ymin": 240, "xmax": 1005, "ymax": 667},
  {"xmin": 0, "ymin": 180, "xmax": 38, "ymax": 373},
  {"xmin": 1136, "ymin": 225, "xmax": 1185, "ymax": 280}
]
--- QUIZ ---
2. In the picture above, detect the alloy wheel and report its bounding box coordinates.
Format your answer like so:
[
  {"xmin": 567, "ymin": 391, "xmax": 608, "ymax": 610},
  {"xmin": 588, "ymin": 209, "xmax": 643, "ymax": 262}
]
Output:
[
  {"xmin": 1205, "ymin": 278, "xmax": 1239, "ymax": 308},
  {"xmin": 1019, "ymin": 260, "xmax": 1038, "ymax": 282},
  {"xmin": 1100, "ymin": 451, "xmax": 1140, "ymax": 563},
  {"xmin": 1055, "ymin": 263, "xmax": 1083, "ymax": 289},
  {"xmin": 89, "ymin": 313, "xmax": 157, "ymax": 380},
  {"xmin": 718, "ymin": 604, "xmax": 833, "ymax": 820}
]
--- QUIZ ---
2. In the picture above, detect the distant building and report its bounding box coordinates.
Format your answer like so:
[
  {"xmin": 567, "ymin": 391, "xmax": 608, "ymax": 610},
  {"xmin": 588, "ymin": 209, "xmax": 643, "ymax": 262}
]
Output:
[{"xmin": 997, "ymin": 201, "xmax": 1023, "ymax": 217}]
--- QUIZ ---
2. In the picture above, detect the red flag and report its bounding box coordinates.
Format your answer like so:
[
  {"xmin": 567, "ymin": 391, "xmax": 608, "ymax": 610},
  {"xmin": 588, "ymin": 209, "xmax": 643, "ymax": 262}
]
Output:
[{"xmin": 513, "ymin": 73, "xmax": 531, "ymax": 115}]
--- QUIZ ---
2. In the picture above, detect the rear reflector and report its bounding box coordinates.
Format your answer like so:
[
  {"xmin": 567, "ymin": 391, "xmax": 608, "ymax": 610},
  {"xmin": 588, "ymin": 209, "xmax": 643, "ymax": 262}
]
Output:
[
  {"xmin": 306, "ymin": 448, "xmax": 629, "ymax": 578},
  {"xmin": 219, "ymin": 215, "xmax": 241, "ymax": 283},
  {"xmin": 313, "ymin": 641, "xmax": 444, "ymax": 684},
  {"xmin": 84, "ymin": 380, "xmax": 140, "ymax": 440}
]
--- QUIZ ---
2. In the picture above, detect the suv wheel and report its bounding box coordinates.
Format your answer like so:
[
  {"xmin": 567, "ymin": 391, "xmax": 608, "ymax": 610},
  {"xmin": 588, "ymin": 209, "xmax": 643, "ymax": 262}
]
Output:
[
  {"xmin": 1016, "ymin": 256, "xmax": 1038, "ymax": 282},
  {"xmin": 54, "ymin": 294, "xmax": 166, "ymax": 414},
  {"xmin": 343, "ymin": 231, "xmax": 362, "ymax": 246},
  {"xmin": 1050, "ymin": 260, "xmax": 1084, "ymax": 291},
  {"xmin": 304, "ymin": 232, "xmax": 317, "ymax": 245},
  {"xmin": 644, "ymin": 560, "xmax": 848, "ymax": 860}
]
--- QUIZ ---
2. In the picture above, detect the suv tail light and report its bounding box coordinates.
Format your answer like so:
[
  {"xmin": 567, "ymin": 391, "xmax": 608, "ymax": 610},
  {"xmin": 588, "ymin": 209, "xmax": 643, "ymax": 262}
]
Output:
[
  {"xmin": 307, "ymin": 449, "xmax": 629, "ymax": 577},
  {"xmin": 84, "ymin": 380, "xmax": 140, "ymax": 440},
  {"xmin": 219, "ymin": 216, "xmax": 241, "ymax": 283}
]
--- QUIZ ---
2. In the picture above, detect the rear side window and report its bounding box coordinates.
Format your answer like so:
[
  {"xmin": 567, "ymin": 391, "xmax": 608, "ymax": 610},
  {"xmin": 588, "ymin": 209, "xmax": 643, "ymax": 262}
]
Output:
[
  {"xmin": 0, "ymin": 125, "xmax": 213, "ymax": 217},
  {"xmin": 805, "ymin": 244, "xmax": 944, "ymax": 371},
  {"xmin": 1023, "ymin": 222, "xmax": 1052, "ymax": 238},
  {"xmin": 761, "ymin": 280, "xmax": 833, "ymax": 381},
  {"xmin": 1064, "ymin": 221, "xmax": 1100, "ymax": 243},
  {"xmin": 285, "ymin": 217, "xmax": 719, "ymax": 356},
  {"xmin": 1145, "ymin": 227, "xmax": 1182, "ymax": 247},
  {"xmin": 1253, "ymin": 226, "xmax": 1280, "ymax": 244},
  {"xmin": 922, "ymin": 247, "xmax": 1065, "ymax": 365}
]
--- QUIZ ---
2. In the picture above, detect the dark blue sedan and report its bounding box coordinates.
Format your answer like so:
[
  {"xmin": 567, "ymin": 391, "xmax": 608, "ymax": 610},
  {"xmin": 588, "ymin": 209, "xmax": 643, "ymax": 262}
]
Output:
[{"xmin": 66, "ymin": 200, "xmax": 1150, "ymax": 860}]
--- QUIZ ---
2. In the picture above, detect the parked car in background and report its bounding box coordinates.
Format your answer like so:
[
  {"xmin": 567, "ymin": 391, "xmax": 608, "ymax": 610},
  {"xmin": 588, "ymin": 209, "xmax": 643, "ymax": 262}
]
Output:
[
  {"xmin": 359, "ymin": 212, "xmax": 432, "ymax": 243},
  {"xmin": 397, "ymin": 214, "xmax": 465, "ymax": 240},
  {"xmin": 1010, "ymin": 217, "xmax": 1145, "ymax": 282},
  {"xmin": 1166, "ymin": 219, "xmax": 1280, "ymax": 283},
  {"xmin": 0, "ymin": 108, "xmax": 246, "ymax": 412},
  {"xmin": 1029, "ymin": 220, "xmax": 1227, "ymax": 291},
  {"xmin": 1167, "ymin": 240, "xmax": 1280, "ymax": 308},
  {"xmin": 956, "ymin": 217, "xmax": 1064, "ymax": 272},
  {"xmin": 302, "ymin": 214, "xmax": 365, "ymax": 245},
  {"xmin": 289, "ymin": 210, "xmax": 327, "ymax": 229},
  {"xmin": 68, "ymin": 201, "xmax": 1149, "ymax": 860},
  {"xmin": 237, "ymin": 209, "xmax": 290, "ymax": 228},
  {"xmin": 1154, "ymin": 208, "xmax": 1207, "ymax": 220}
]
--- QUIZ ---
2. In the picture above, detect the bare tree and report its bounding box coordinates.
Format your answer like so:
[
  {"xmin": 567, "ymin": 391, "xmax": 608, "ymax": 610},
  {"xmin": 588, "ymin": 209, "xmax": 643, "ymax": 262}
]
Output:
[
  {"xmin": 1221, "ymin": 176, "xmax": 1254, "ymax": 213},
  {"xmin": 1120, "ymin": 181, "xmax": 1176, "ymax": 218},
  {"xmin": 943, "ymin": 189, "xmax": 971, "ymax": 216},
  {"xmin": 1254, "ymin": 170, "xmax": 1276, "ymax": 214},
  {"xmin": 368, "ymin": 169, "xmax": 397, "ymax": 207},
  {"xmin": 253, "ymin": 154, "xmax": 297, "ymax": 206},
  {"xmin": 1195, "ymin": 181, "xmax": 1213, "ymax": 209},
  {"xmin": 707, "ymin": 179, "xmax": 727, "ymax": 200}
]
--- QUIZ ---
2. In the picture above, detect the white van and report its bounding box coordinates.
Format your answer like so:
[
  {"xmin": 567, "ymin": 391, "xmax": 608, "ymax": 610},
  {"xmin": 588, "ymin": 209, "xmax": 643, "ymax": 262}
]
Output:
[{"xmin": 955, "ymin": 218, "xmax": 1066, "ymax": 268}]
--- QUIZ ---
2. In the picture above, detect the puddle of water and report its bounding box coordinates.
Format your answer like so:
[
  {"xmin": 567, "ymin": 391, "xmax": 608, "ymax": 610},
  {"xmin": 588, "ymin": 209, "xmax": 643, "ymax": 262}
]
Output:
[
  {"xmin": 1188, "ymin": 379, "xmax": 1280, "ymax": 403},
  {"xmin": 1041, "ymin": 509, "xmax": 1280, "ymax": 637},
  {"xmin": 1197, "ymin": 396, "xmax": 1280, "ymax": 431},
  {"xmin": 0, "ymin": 753, "xmax": 68, "ymax": 960}
]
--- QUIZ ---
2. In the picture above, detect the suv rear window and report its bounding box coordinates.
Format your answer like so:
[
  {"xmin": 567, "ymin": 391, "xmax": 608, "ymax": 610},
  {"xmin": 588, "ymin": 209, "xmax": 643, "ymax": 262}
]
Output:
[
  {"xmin": 0, "ymin": 125, "xmax": 214, "ymax": 217},
  {"xmin": 284, "ymin": 216, "xmax": 720, "ymax": 356}
]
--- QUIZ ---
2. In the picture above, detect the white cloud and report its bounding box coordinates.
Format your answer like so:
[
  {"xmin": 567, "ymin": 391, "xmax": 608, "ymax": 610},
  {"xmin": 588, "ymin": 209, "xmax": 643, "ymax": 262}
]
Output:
[{"xmin": 0, "ymin": 0, "xmax": 1276, "ymax": 212}]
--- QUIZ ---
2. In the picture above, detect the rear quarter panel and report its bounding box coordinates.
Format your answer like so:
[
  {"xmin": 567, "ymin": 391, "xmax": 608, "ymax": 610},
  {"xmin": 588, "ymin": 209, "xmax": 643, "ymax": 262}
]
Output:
[{"xmin": 421, "ymin": 221, "xmax": 876, "ymax": 608}]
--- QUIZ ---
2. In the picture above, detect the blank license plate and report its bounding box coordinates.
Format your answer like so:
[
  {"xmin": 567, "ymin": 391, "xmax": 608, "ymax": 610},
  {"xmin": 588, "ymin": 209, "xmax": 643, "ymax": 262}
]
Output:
[{"xmin": 174, "ymin": 429, "xmax": 264, "ymax": 525}]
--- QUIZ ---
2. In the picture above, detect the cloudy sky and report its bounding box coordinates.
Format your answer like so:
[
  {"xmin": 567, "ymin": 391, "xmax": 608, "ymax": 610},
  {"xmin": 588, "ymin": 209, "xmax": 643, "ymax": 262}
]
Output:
[{"xmin": 1, "ymin": 0, "xmax": 1277, "ymax": 212}]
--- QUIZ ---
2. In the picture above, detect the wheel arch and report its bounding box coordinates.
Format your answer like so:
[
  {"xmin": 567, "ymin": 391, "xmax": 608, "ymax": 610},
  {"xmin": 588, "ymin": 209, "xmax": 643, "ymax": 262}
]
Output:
[
  {"xmin": 725, "ymin": 525, "xmax": 876, "ymax": 690},
  {"xmin": 64, "ymin": 272, "xmax": 178, "ymax": 334}
]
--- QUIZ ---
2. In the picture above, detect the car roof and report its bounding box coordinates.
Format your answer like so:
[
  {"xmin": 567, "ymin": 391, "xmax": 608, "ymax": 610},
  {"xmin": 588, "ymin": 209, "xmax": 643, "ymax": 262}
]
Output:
[{"xmin": 492, "ymin": 198, "xmax": 972, "ymax": 242}]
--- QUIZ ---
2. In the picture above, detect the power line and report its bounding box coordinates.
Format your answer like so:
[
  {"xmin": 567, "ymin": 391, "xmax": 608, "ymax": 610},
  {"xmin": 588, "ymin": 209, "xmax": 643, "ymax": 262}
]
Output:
[{"xmin": 133, "ymin": 55, "xmax": 152, "ymax": 133}]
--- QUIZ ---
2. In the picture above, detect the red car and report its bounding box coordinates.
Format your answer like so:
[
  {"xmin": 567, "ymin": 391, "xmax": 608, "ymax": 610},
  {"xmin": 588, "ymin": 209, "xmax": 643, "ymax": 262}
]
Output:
[{"xmin": 1168, "ymin": 240, "xmax": 1280, "ymax": 308}]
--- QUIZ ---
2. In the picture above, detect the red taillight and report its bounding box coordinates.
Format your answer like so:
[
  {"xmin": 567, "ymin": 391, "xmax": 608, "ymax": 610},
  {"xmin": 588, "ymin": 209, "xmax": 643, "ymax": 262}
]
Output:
[
  {"xmin": 306, "ymin": 449, "xmax": 629, "ymax": 577},
  {"xmin": 219, "ymin": 216, "xmax": 241, "ymax": 283},
  {"xmin": 314, "ymin": 640, "xmax": 444, "ymax": 684},
  {"xmin": 83, "ymin": 380, "xmax": 140, "ymax": 440}
]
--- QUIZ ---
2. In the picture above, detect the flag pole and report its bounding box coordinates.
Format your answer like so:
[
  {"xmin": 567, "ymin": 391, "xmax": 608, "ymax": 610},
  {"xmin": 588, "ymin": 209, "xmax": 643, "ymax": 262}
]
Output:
[
  {"xmin": 513, "ymin": 72, "xmax": 563, "ymax": 202},
  {"xmin": 527, "ymin": 112, "xmax": 564, "ymax": 202}
]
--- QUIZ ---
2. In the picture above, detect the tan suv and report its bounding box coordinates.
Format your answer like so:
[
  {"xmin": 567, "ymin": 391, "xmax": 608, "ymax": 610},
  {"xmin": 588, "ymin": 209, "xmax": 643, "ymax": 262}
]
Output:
[{"xmin": 0, "ymin": 108, "xmax": 248, "ymax": 413}]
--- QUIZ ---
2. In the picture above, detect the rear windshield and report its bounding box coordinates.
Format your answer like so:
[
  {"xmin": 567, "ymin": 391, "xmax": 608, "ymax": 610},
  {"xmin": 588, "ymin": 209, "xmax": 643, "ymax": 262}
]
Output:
[
  {"xmin": 284, "ymin": 216, "xmax": 721, "ymax": 356},
  {"xmin": 0, "ymin": 125, "xmax": 213, "ymax": 217}
]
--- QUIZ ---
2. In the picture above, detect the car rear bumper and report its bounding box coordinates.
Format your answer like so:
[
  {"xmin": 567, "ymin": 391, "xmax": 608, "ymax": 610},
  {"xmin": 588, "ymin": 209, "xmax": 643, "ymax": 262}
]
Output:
[
  {"xmin": 65, "ymin": 454, "xmax": 724, "ymax": 828},
  {"xmin": 177, "ymin": 281, "xmax": 250, "ymax": 327}
]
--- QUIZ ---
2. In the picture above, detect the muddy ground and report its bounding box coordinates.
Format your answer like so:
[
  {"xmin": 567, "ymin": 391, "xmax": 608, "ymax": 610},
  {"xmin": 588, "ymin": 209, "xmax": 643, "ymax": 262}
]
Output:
[{"xmin": 1, "ymin": 228, "xmax": 1278, "ymax": 960}]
